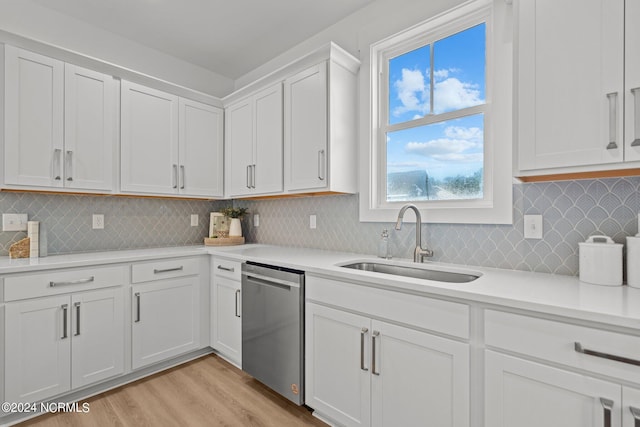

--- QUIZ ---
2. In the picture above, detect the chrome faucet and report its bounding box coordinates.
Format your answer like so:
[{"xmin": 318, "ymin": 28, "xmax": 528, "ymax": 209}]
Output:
[{"xmin": 395, "ymin": 204, "xmax": 434, "ymax": 263}]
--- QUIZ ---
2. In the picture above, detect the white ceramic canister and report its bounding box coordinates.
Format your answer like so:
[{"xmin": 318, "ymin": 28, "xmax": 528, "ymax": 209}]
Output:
[
  {"xmin": 627, "ymin": 236, "xmax": 640, "ymax": 288},
  {"xmin": 578, "ymin": 235, "xmax": 623, "ymax": 286}
]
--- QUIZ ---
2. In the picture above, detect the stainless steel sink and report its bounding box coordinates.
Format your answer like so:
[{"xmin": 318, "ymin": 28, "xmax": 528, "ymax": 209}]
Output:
[{"xmin": 341, "ymin": 262, "xmax": 480, "ymax": 283}]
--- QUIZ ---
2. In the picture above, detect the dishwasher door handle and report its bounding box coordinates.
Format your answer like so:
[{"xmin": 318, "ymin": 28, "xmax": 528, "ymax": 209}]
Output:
[{"xmin": 242, "ymin": 271, "xmax": 300, "ymax": 289}]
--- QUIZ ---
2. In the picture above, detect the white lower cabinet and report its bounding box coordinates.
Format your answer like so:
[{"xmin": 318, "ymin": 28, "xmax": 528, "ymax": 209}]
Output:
[
  {"xmin": 306, "ymin": 303, "xmax": 469, "ymax": 427},
  {"xmin": 131, "ymin": 277, "xmax": 200, "ymax": 369},
  {"xmin": 623, "ymin": 387, "xmax": 640, "ymax": 427},
  {"xmin": 210, "ymin": 258, "xmax": 242, "ymax": 367},
  {"xmin": 4, "ymin": 287, "xmax": 124, "ymax": 403},
  {"xmin": 485, "ymin": 351, "xmax": 621, "ymax": 427}
]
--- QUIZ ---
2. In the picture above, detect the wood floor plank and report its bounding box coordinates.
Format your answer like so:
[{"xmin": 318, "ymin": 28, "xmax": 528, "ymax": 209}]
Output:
[{"xmin": 17, "ymin": 355, "xmax": 327, "ymax": 427}]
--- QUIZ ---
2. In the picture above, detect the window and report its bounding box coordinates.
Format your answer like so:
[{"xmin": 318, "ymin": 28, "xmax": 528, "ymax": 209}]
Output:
[
  {"xmin": 385, "ymin": 23, "xmax": 486, "ymax": 202},
  {"xmin": 360, "ymin": 0, "xmax": 513, "ymax": 224}
]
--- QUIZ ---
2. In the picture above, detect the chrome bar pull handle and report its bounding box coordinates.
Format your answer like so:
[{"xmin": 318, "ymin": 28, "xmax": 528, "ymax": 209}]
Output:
[
  {"xmin": 217, "ymin": 265, "xmax": 235, "ymax": 272},
  {"xmin": 180, "ymin": 165, "xmax": 185, "ymax": 189},
  {"xmin": 632, "ymin": 88, "xmax": 640, "ymax": 147},
  {"xmin": 247, "ymin": 165, "xmax": 252, "ymax": 189},
  {"xmin": 61, "ymin": 304, "xmax": 68, "ymax": 339},
  {"xmin": 74, "ymin": 302, "xmax": 81, "ymax": 336},
  {"xmin": 606, "ymin": 92, "xmax": 618, "ymax": 149},
  {"xmin": 251, "ymin": 164, "xmax": 256, "ymax": 188},
  {"xmin": 135, "ymin": 292, "xmax": 141, "ymax": 323},
  {"xmin": 575, "ymin": 342, "xmax": 640, "ymax": 366},
  {"xmin": 630, "ymin": 406, "xmax": 640, "ymax": 427},
  {"xmin": 601, "ymin": 398, "xmax": 613, "ymax": 427},
  {"xmin": 50, "ymin": 276, "xmax": 95, "ymax": 287},
  {"xmin": 65, "ymin": 150, "xmax": 73, "ymax": 181},
  {"xmin": 371, "ymin": 330, "xmax": 380, "ymax": 376},
  {"xmin": 53, "ymin": 148, "xmax": 62, "ymax": 180},
  {"xmin": 360, "ymin": 327, "xmax": 369, "ymax": 371},
  {"xmin": 235, "ymin": 289, "xmax": 241, "ymax": 318},
  {"xmin": 318, "ymin": 149, "xmax": 326, "ymax": 180},
  {"xmin": 153, "ymin": 266, "xmax": 183, "ymax": 274},
  {"xmin": 172, "ymin": 164, "xmax": 178, "ymax": 189}
]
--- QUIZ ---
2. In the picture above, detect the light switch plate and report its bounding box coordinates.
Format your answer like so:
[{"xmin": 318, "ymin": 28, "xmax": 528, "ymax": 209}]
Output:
[
  {"xmin": 524, "ymin": 214, "xmax": 543, "ymax": 239},
  {"xmin": 253, "ymin": 214, "xmax": 259, "ymax": 227},
  {"xmin": 2, "ymin": 213, "xmax": 28, "ymax": 231},
  {"xmin": 190, "ymin": 214, "xmax": 198, "ymax": 227},
  {"xmin": 310, "ymin": 214, "xmax": 317, "ymax": 229}
]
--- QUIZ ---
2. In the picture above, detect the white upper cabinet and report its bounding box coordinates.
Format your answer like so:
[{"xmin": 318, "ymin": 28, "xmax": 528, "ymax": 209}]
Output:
[
  {"xmin": 284, "ymin": 63, "xmax": 328, "ymax": 191},
  {"xmin": 179, "ymin": 98, "xmax": 224, "ymax": 198},
  {"xmin": 4, "ymin": 46, "xmax": 116, "ymax": 191},
  {"xmin": 64, "ymin": 64, "xmax": 116, "ymax": 191},
  {"xmin": 121, "ymin": 81, "xmax": 179, "ymax": 195},
  {"xmin": 516, "ymin": 0, "xmax": 633, "ymax": 174},
  {"xmin": 121, "ymin": 80, "xmax": 223, "ymax": 198},
  {"xmin": 284, "ymin": 51, "xmax": 359, "ymax": 194},
  {"xmin": 225, "ymin": 83, "xmax": 283, "ymax": 197},
  {"xmin": 625, "ymin": 0, "xmax": 640, "ymax": 163},
  {"xmin": 224, "ymin": 42, "xmax": 359, "ymax": 198}
]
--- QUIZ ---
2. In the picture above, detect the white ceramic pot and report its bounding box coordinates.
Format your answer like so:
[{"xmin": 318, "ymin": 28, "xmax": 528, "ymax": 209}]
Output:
[{"xmin": 229, "ymin": 218, "xmax": 243, "ymax": 237}]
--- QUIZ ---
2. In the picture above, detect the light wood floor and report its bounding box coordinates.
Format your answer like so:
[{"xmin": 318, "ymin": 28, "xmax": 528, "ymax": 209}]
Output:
[{"xmin": 18, "ymin": 354, "xmax": 328, "ymax": 427}]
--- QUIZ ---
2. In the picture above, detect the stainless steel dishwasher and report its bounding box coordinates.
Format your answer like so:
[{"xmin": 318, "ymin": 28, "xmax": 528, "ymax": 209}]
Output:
[{"xmin": 241, "ymin": 261, "xmax": 305, "ymax": 405}]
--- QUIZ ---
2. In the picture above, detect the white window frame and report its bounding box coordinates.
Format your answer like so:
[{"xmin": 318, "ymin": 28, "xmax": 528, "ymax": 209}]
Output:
[{"xmin": 359, "ymin": 0, "xmax": 513, "ymax": 224}]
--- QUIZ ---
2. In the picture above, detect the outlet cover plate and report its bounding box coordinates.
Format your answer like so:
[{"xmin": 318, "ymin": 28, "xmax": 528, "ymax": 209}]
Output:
[
  {"xmin": 524, "ymin": 214, "xmax": 543, "ymax": 239},
  {"xmin": 92, "ymin": 214, "xmax": 104, "ymax": 230},
  {"xmin": 2, "ymin": 213, "xmax": 28, "ymax": 231}
]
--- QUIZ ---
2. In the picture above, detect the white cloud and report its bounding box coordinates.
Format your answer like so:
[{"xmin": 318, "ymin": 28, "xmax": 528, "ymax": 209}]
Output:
[
  {"xmin": 402, "ymin": 125, "xmax": 484, "ymax": 164},
  {"xmin": 405, "ymin": 138, "xmax": 479, "ymax": 156},
  {"xmin": 392, "ymin": 67, "xmax": 483, "ymax": 118},
  {"xmin": 444, "ymin": 126, "xmax": 483, "ymax": 141},
  {"xmin": 433, "ymin": 78, "xmax": 482, "ymax": 114},
  {"xmin": 392, "ymin": 68, "xmax": 428, "ymax": 117}
]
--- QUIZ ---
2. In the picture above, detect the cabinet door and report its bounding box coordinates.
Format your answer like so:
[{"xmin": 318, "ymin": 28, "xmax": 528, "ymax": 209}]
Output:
[
  {"xmin": 4, "ymin": 295, "xmax": 71, "ymax": 403},
  {"xmin": 64, "ymin": 64, "xmax": 116, "ymax": 191},
  {"xmin": 517, "ymin": 0, "xmax": 624, "ymax": 170},
  {"xmin": 132, "ymin": 277, "xmax": 200, "ymax": 369},
  {"xmin": 485, "ymin": 351, "xmax": 621, "ymax": 427},
  {"xmin": 253, "ymin": 83, "xmax": 283, "ymax": 194},
  {"xmin": 179, "ymin": 98, "xmax": 224, "ymax": 197},
  {"xmin": 225, "ymin": 99, "xmax": 254, "ymax": 197},
  {"xmin": 284, "ymin": 62, "xmax": 328, "ymax": 191},
  {"xmin": 71, "ymin": 288, "xmax": 124, "ymax": 388},
  {"xmin": 4, "ymin": 46, "xmax": 64, "ymax": 187},
  {"xmin": 305, "ymin": 303, "xmax": 371, "ymax": 427},
  {"xmin": 211, "ymin": 276, "xmax": 241, "ymax": 366},
  {"xmin": 624, "ymin": 387, "xmax": 640, "ymax": 427},
  {"xmin": 625, "ymin": 0, "xmax": 640, "ymax": 162},
  {"xmin": 121, "ymin": 81, "xmax": 179, "ymax": 195},
  {"xmin": 370, "ymin": 320, "xmax": 469, "ymax": 427}
]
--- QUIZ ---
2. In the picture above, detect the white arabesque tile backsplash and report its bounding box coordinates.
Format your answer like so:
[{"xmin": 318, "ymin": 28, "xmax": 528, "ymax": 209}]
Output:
[{"xmin": 0, "ymin": 177, "xmax": 637, "ymax": 277}]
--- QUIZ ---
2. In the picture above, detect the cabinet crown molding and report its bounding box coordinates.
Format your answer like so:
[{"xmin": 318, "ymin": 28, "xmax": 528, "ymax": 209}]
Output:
[{"xmin": 223, "ymin": 41, "xmax": 360, "ymax": 106}]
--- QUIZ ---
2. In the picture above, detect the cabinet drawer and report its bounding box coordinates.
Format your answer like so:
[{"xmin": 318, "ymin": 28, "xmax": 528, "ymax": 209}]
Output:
[
  {"xmin": 306, "ymin": 275, "xmax": 469, "ymax": 339},
  {"xmin": 485, "ymin": 310, "xmax": 640, "ymax": 384},
  {"xmin": 4, "ymin": 266, "xmax": 126, "ymax": 301},
  {"xmin": 212, "ymin": 258, "xmax": 241, "ymax": 281},
  {"xmin": 131, "ymin": 257, "xmax": 200, "ymax": 283}
]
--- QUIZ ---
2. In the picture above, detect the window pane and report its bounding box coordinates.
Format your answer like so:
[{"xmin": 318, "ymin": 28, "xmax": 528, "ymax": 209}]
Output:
[
  {"xmin": 386, "ymin": 114, "xmax": 484, "ymax": 202},
  {"xmin": 433, "ymin": 23, "xmax": 485, "ymax": 114},
  {"xmin": 388, "ymin": 44, "xmax": 430, "ymax": 125}
]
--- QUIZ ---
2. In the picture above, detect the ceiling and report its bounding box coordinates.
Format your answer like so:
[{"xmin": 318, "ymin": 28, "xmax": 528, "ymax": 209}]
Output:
[{"xmin": 32, "ymin": 0, "xmax": 373, "ymax": 80}]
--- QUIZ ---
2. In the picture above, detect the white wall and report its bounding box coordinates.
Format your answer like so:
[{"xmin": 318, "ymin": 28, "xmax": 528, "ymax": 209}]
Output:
[
  {"xmin": 0, "ymin": 0, "xmax": 234, "ymax": 98},
  {"xmin": 235, "ymin": 0, "xmax": 467, "ymax": 88}
]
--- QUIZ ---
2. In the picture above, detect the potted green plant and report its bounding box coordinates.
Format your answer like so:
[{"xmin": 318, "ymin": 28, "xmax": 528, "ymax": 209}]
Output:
[{"xmin": 219, "ymin": 207, "xmax": 248, "ymax": 237}]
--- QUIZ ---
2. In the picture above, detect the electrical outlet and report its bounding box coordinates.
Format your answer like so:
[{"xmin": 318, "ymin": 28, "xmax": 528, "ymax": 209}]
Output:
[
  {"xmin": 253, "ymin": 214, "xmax": 260, "ymax": 227},
  {"xmin": 190, "ymin": 214, "xmax": 198, "ymax": 227},
  {"xmin": 310, "ymin": 214, "xmax": 317, "ymax": 229},
  {"xmin": 2, "ymin": 213, "xmax": 28, "ymax": 231},
  {"xmin": 92, "ymin": 214, "xmax": 104, "ymax": 230},
  {"xmin": 523, "ymin": 214, "xmax": 543, "ymax": 239}
]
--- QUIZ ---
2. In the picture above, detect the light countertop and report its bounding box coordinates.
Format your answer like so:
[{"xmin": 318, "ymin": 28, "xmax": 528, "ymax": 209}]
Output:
[
  {"xmin": 1, "ymin": 244, "xmax": 638, "ymax": 330},
  {"xmin": 205, "ymin": 244, "xmax": 640, "ymax": 330}
]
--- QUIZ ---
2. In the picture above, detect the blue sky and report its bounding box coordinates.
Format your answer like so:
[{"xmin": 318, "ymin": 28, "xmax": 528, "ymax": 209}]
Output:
[{"xmin": 386, "ymin": 23, "xmax": 486, "ymax": 181}]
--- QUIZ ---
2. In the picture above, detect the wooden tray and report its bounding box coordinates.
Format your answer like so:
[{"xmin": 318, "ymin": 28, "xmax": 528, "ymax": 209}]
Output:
[{"xmin": 204, "ymin": 236, "xmax": 245, "ymax": 246}]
